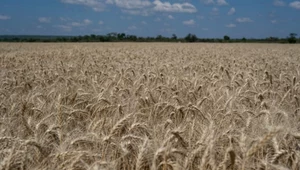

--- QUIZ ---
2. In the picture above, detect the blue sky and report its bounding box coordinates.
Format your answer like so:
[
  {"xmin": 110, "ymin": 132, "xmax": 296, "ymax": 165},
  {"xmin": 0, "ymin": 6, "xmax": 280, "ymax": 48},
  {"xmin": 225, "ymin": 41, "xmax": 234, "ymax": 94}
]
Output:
[{"xmin": 0, "ymin": 0, "xmax": 299, "ymax": 38}]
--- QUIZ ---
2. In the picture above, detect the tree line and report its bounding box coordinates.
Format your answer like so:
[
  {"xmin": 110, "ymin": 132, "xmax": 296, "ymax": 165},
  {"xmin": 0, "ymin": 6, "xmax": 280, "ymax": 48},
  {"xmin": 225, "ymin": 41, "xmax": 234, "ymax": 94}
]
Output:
[{"xmin": 0, "ymin": 33, "xmax": 298, "ymax": 43}]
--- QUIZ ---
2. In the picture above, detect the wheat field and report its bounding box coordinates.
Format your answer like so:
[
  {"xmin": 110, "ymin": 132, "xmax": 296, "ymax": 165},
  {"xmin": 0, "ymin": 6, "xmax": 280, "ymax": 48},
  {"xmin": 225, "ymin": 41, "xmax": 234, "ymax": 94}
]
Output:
[{"xmin": 0, "ymin": 42, "xmax": 300, "ymax": 170}]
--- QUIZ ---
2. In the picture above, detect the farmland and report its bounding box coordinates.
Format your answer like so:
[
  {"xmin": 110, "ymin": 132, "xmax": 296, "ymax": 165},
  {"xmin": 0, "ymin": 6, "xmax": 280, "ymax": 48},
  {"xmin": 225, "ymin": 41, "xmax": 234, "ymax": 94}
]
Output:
[{"xmin": 1, "ymin": 43, "xmax": 300, "ymax": 170}]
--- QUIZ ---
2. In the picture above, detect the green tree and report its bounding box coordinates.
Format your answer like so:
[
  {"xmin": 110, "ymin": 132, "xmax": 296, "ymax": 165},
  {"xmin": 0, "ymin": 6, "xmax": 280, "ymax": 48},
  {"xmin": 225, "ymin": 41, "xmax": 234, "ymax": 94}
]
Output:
[
  {"xmin": 224, "ymin": 35, "xmax": 230, "ymax": 41},
  {"xmin": 288, "ymin": 33, "xmax": 297, "ymax": 44},
  {"xmin": 117, "ymin": 33, "xmax": 126, "ymax": 40},
  {"xmin": 126, "ymin": 35, "xmax": 137, "ymax": 41},
  {"xmin": 107, "ymin": 32, "xmax": 118, "ymax": 41},
  {"xmin": 83, "ymin": 35, "xmax": 91, "ymax": 42},
  {"xmin": 90, "ymin": 34, "xmax": 96, "ymax": 41},
  {"xmin": 156, "ymin": 35, "xmax": 163, "ymax": 41},
  {"xmin": 266, "ymin": 36, "xmax": 279, "ymax": 42},
  {"xmin": 185, "ymin": 33, "xmax": 197, "ymax": 42},
  {"xmin": 172, "ymin": 34, "xmax": 177, "ymax": 40}
]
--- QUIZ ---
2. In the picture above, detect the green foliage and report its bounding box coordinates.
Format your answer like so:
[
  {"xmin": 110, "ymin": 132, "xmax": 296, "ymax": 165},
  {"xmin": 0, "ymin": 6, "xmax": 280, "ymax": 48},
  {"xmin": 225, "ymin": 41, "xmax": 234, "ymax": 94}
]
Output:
[
  {"xmin": 224, "ymin": 35, "xmax": 230, "ymax": 41},
  {"xmin": 185, "ymin": 33, "xmax": 197, "ymax": 42},
  {"xmin": 156, "ymin": 35, "xmax": 163, "ymax": 40},
  {"xmin": 0, "ymin": 33, "xmax": 298, "ymax": 43},
  {"xmin": 172, "ymin": 34, "xmax": 177, "ymax": 40},
  {"xmin": 288, "ymin": 33, "xmax": 297, "ymax": 44},
  {"xmin": 117, "ymin": 33, "xmax": 126, "ymax": 40}
]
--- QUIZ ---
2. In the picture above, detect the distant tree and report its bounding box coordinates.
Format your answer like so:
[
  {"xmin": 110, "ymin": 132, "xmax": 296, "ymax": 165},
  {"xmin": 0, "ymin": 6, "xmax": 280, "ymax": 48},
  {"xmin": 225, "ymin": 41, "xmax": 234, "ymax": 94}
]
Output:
[
  {"xmin": 126, "ymin": 35, "xmax": 137, "ymax": 41},
  {"xmin": 83, "ymin": 35, "xmax": 91, "ymax": 42},
  {"xmin": 117, "ymin": 33, "xmax": 126, "ymax": 40},
  {"xmin": 107, "ymin": 32, "xmax": 117, "ymax": 38},
  {"xmin": 185, "ymin": 33, "xmax": 197, "ymax": 42},
  {"xmin": 12, "ymin": 37, "xmax": 20, "ymax": 42},
  {"xmin": 137, "ymin": 37, "xmax": 145, "ymax": 42},
  {"xmin": 217, "ymin": 39, "xmax": 223, "ymax": 43},
  {"xmin": 156, "ymin": 35, "xmax": 163, "ymax": 40},
  {"xmin": 90, "ymin": 34, "xmax": 96, "ymax": 41},
  {"xmin": 224, "ymin": 35, "xmax": 230, "ymax": 41},
  {"xmin": 3, "ymin": 32, "xmax": 298, "ymax": 43},
  {"xmin": 71, "ymin": 37, "xmax": 79, "ymax": 42},
  {"xmin": 107, "ymin": 32, "xmax": 118, "ymax": 41},
  {"xmin": 266, "ymin": 36, "xmax": 279, "ymax": 42},
  {"xmin": 288, "ymin": 33, "xmax": 297, "ymax": 44},
  {"xmin": 28, "ymin": 38, "xmax": 36, "ymax": 42},
  {"xmin": 172, "ymin": 34, "xmax": 177, "ymax": 40},
  {"xmin": 61, "ymin": 37, "xmax": 67, "ymax": 42}
]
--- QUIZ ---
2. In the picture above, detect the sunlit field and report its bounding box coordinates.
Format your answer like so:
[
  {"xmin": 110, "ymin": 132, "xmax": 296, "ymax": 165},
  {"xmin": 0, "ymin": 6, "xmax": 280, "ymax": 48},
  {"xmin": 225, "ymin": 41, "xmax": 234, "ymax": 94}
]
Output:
[{"xmin": 1, "ymin": 42, "xmax": 300, "ymax": 170}]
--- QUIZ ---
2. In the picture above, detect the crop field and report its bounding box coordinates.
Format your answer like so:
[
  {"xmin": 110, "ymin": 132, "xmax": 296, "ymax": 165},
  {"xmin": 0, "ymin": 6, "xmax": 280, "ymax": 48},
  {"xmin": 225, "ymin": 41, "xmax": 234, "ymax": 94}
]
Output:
[{"xmin": 1, "ymin": 42, "xmax": 300, "ymax": 170}]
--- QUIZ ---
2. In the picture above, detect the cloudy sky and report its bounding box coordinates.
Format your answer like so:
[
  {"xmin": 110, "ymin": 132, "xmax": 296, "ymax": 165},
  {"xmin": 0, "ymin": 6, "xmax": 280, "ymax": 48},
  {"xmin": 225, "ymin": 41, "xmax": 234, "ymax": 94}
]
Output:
[{"xmin": 0, "ymin": 0, "xmax": 299, "ymax": 38}]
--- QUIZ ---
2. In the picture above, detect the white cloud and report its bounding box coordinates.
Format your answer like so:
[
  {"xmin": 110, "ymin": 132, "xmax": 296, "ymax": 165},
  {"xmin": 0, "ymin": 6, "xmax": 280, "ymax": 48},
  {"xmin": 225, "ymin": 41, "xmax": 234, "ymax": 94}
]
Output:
[
  {"xmin": 122, "ymin": 9, "xmax": 152, "ymax": 16},
  {"xmin": 71, "ymin": 19, "xmax": 92, "ymax": 27},
  {"xmin": 228, "ymin": 7, "xmax": 235, "ymax": 15},
  {"xmin": 128, "ymin": 25, "xmax": 137, "ymax": 30},
  {"xmin": 61, "ymin": 0, "xmax": 105, "ymax": 11},
  {"xmin": 63, "ymin": 0, "xmax": 152, "ymax": 12},
  {"xmin": 168, "ymin": 15, "xmax": 174, "ymax": 19},
  {"xmin": 226, "ymin": 23, "xmax": 236, "ymax": 28},
  {"xmin": 290, "ymin": 1, "xmax": 300, "ymax": 9},
  {"xmin": 154, "ymin": 17, "xmax": 161, "ymax": 22},
  {"xmin": 274, "ymin": 0, "xmax": 285, "ymax": 6},
  {"xmin": 0, "ymin": 15, "xmax": 11, "ymax": 20},
  {"xmin": 71, "ymin": 22, "xmax": 81, "ymax": 26},
  {"xmin": 98, "ymin": 20, "xmax": 104, "ymax": 25},
  {"xmin": 83, "ymin": 19, "xmax": 92, "ymax": 24},
  {"xmin": 183, "ymin": 19, "xmax": 195, "ymax": 25},
  {"xmin": 37, "ymin": 25, "xmax": 43, "ymax": 29},
  {"xmin": 236, "ymin": 17, "xmax": 253, "ymax": 23},
  {"xmin": 211, "ymin": 7, "xmax": 219, "ymax": 15},
  {"xmin": 53, "ymin": 25, "xmax": 72, "ymax": 31},
  {"xmin": 202, "ymin": 28, "xmax": 208, "ymax": 31},
  {"xmin": 106, "ymin": 0, "xmax": 151, "ymax": 9},
  {"xmin": 62, "ymin": 0, "xmax": 199, "ymax": 14},
  {"xmin": 201, "ymin": 0, "xmax": 214, "ymax": 4},
  {"xmin": 120, "ymin": 16, "xmax": 132, "ymax": 20},
  {"xmin": 153, "ymin": 0, "xmax": 197, "ymax": 13},
  {"xmin": 38, "ymin": 17, "xmax": 51, "ymax": 23},
  {"xmin": 217, "ymin": 0, "xmax": 228, "ymax": 5},
  {"xmin": 271, "ymin": 20, "xmax": 277, "ymax": 23},
  {"xmin": 141, "ymin": 21, "xmax": 147, "ymax": 25},
  {"xmin": 201, "ymin": 0, "xmax": 227, "ymax": 5}
]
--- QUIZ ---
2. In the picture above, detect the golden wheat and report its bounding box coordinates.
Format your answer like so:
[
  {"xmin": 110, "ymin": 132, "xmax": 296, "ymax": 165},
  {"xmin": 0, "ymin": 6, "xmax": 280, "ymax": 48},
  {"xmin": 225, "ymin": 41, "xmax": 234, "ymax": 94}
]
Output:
[{"xmin": 0, "ymin": 42, "xmax": 300, "ymax": 170}]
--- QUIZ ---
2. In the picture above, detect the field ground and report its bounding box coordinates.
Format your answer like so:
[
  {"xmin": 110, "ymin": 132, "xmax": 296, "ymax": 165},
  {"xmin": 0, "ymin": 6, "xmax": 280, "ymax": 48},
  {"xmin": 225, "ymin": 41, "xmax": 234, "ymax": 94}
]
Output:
[{"xmin": 1, "ymin": 43, "xmax": 300, "ymax": 170}]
